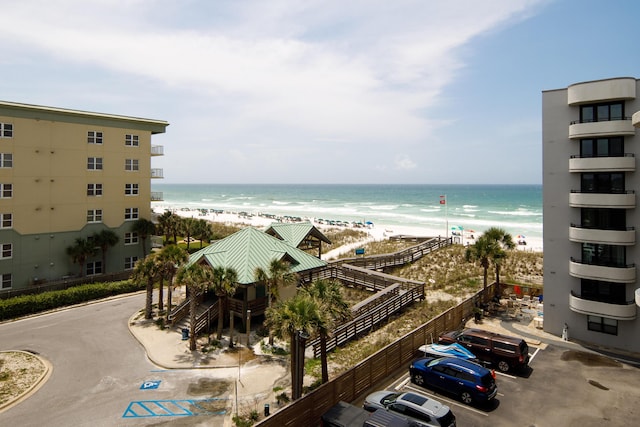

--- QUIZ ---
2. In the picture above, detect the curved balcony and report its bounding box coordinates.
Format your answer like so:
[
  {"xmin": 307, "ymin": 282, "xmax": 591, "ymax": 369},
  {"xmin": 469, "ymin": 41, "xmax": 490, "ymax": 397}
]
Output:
[
  {"xmin": 569, "ymin": 292, "xmax": 636, "ymax": 321},
  {"xmin": 569, "ymin": 191, "xmax": 635, "ymax": 208},
  {"xmin": 569, "ymin": 225, "xmax": 635, "ymax": 245},
  {"xmin": 151, "ymin": 145, "xmax": 164, "ymax": 156},
  {"xmin": 636, "ymin": 288, "xmax": 640, "ymax": 307},
  {"xmin": 569, "ymin": 155, "xmax": 635, "ymax": 173},
  {"xmin": 567, "ymin": 77, "xmax": 636, "ymax": 105},
  {"xmin": 569, "ymin": 258, "xmax": 636, "ymax": 283},
  {"xmin": 569, "ymin": 119, "xmax": 635, "ymax": 139},
  {"xmin": 634, "ymin": 111, "xmax": 640, "ymax": 128},
  {"xmin": 150, "ymin": 168, "xmax": 164, "ymax": 179}
]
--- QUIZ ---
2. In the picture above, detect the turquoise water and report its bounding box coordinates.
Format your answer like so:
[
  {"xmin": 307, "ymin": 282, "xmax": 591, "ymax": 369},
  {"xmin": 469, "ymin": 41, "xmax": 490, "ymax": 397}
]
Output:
[{"xmin": 152, "ymin": 183, "xmax": 542, "ymax": 241}]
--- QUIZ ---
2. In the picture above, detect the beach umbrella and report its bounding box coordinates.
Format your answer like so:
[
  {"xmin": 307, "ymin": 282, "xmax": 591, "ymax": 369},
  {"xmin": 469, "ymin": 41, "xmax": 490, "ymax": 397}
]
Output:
[{"xmin": 517, "ymin": 234, "xmax": 526, "ymax": 239}]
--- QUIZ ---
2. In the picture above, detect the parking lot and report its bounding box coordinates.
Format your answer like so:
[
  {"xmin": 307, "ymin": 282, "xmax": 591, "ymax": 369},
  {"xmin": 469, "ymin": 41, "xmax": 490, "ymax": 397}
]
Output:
[{"xmin": 356, "ymin": 338, "xmax": 640, "ymax": 426}]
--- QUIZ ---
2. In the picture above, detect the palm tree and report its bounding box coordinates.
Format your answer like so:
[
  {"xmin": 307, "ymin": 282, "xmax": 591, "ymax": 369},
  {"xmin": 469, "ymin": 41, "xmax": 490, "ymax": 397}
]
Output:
[
  {"xmin": 131, "ymin": 218, "xmax": 156, "ymax": 258},
  {"xmin": 92, "ymin": 229, "xmax": 119, "ymax": 274},
  {"xmin": 66, "ymin": 237, "xmax": 97, "ymax": 277},
  {"xmin": 255, "ymin": 259, "xmax": 299, "ymax": 345},
  {"xmin": 483, "ymin": 227, "xmax": 516, "ymax": 286},
  {"xmin": 131, "ymin": 253, "xmax": 161, "ymax": 319},
  {"xmin": 210, "ymin": 266, "xmax": 239, "ymax": 340},
  {"xmin": 176, "ymin": 263, "xmax": 212, "ymax": 351},
  {"xmin": 265, "ymin": 293, "xmax": 321, "ymax": 400},
  {"xmin": 157, "ymin": 211, "xmax": 180, "ymax": 244},
  {"xmin": 157, "ymin": 244, "xmax": 189, "ymax": 321},
  {"xmin": 193, "ymin": 219, "xmax": 213, "ymax": 249},
  {"xmin": 300, "ymin": 279, "xmax": 351, "ymax": 384},
  {"xmin": 181, "ymin": 217, "xmax": 198, "ymax": 251},
  {"xmin": 465, "ymin": 235, "xmax": 495, "ymax": 291}
]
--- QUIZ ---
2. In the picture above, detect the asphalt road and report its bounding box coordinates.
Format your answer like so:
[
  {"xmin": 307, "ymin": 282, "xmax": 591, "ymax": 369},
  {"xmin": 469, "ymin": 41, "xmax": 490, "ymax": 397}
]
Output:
[{"xmin": 0, "ymin": 294, "xmax": 230, "ymax": 427}]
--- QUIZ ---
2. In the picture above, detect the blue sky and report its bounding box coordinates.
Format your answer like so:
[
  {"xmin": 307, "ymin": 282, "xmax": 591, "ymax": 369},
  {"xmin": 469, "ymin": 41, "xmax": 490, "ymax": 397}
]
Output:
[{"xmin": 1, "ymin": 0, "xmax": 638, "ymax": 185}]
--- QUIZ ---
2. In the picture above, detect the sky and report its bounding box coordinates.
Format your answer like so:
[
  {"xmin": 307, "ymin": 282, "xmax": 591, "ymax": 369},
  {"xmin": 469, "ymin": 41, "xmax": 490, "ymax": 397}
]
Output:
[{"xmin": 1, "ymin": 0, "xmax": 639, "ymax": 185}]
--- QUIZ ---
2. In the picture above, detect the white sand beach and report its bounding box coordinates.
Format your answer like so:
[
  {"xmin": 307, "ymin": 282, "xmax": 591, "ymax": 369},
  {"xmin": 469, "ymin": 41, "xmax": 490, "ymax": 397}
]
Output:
[{"xmin": 153, "ymin": 206, "xmax": 543, "ymax": 253}]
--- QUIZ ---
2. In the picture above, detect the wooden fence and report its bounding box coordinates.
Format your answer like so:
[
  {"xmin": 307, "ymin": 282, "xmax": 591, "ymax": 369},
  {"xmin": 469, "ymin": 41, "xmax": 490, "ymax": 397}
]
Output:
[{"xmin": 254, "ymin": 283, "xmax": 495, "ymax": 427}]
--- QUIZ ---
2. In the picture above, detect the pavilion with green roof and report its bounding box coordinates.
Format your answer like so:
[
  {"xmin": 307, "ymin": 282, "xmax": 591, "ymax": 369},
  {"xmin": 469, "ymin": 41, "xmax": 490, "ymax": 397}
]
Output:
[
  {"xmin": 264, "ymin": 221, "xmax": 332, "ymax": 258},
  {"xmin": 187, "ymin": 226, "xmax": 328, "ymax": 324}
]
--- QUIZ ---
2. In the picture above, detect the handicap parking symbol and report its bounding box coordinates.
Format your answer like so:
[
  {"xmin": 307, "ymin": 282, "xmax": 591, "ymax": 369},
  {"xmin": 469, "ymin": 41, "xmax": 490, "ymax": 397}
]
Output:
[{"xmin": 140, "ymin": 380, "xmax": 161, "ymax": 390}]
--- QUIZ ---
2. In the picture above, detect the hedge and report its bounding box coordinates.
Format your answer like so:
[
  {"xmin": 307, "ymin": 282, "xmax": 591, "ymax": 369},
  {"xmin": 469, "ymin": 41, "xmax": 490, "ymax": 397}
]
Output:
[{"xmin": 0, "ymin": 280, "xmax": 144, "ymax": 321}]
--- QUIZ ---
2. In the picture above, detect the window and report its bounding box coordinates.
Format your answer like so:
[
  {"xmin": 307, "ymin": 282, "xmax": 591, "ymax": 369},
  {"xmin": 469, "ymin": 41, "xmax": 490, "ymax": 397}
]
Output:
[
  {"xmin": 581, "ymin": 172, "xmax": 624, "ymax": 193},
  {"xmin": 581, "ymin": 279, "xmax": 627, "ymax": 304},
  {"xmin": 125, "ymin": 183, "xmax": 139, "ymax": 195},
  {"xmin": 1, "ymin": 273, "xmax": 11, "ymax": 289},
  {"xmin": 124, "ymin": 232, "xmax": 139, "ymax": 245},
  {"xmin": 580, "ymin": 137, "xmax": 624, "ymax": 158},
  {"xmin": 125, "ymin": 134, "xmax": 139, "ymax": 146},
  {"xmin": 581, "ymin": 243, "xmax": 626, "ymax": 267},
  {"xmin": 88, "ymin": 157, "xmax": 103, "ymax": 170},
  {"xmin": 86, "ymin": 261, "xmax": 103, "ymax": 276},
  {"xmin": 580, "ymin": 102, "xmax": 624, "ymax": 123},
  {"xmin": 125, "ymin": 159, "xmax": 139, "ymax": 171},
  {"xmin": 124, "ymin": 207, "xmax": 139, "ymax": 220},
  {"xmin": 0, "ymin": 123, "xmax": 12, "ymax": 138},
  {"xmin": 0, "ymin": 184, "xmax": 12, "ymax": 198},
  {"xmin": 87, "ymin": 183, "xmax": 103, "ymax": 196},
  {"xmin": 587, "ymin": 315, "xmax": 618, "ymax": 335},
  {"xmin": 581, "ymin": 208, "xmax": 626, "ymax": 230},
  {"xmin": 87, "ymin": 209, "xmax": 103, "ymax": 223},
  {"xmin": 1, "ymin": 243, "xmax": 12, "ymax": 259},
  {"xmin": 125, "ymin": 256, "xmax": 138, "ymax": 270},
  {"xmin": 87, "ymin": 131, "xmax": 103, "ymax": 144},
  {"xmin": 0, "ymin": 213, "xmax": 12, "ymax": 229},
  {"xmin": 0, "ymin": 153, "xmax": 12, "ymax": 168}
]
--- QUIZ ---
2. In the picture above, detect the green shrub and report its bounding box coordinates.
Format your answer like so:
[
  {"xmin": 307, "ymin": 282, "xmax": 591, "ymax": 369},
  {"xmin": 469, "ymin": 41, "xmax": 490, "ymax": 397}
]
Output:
[{"xmin": 0, "ymin": 280, "xmax": 144, "ymax": 321}]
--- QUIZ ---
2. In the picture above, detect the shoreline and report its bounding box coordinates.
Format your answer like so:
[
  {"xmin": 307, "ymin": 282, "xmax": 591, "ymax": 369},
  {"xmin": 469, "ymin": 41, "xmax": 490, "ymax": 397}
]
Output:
[{"xmin": 155, "ymin": 206, "xmax": 543, "ymax": 253}]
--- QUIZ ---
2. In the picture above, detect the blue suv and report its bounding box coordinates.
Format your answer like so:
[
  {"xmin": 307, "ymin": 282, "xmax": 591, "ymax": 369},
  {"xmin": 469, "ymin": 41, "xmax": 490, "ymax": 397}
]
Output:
[{"xmin": 409, "ymin": 357, "xmax": 497, "ymax": 405}]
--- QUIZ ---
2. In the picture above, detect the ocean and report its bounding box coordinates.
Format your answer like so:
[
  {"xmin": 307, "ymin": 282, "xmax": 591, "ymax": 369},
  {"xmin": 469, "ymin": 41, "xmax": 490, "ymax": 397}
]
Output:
[{"xmin": 151, "ymin": 184, "xmax": 542, "ymax": 243}]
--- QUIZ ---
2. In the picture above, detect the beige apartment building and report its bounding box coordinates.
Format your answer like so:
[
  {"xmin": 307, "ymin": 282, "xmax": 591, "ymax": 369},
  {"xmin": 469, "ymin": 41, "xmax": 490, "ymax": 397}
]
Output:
[
  {"xmin": 0, "ymin": 101, "xmax": 168, "ymax": 292},
  {"xmin": 543, "ymin": 77, "xmax": 640, "ymax": 353}
]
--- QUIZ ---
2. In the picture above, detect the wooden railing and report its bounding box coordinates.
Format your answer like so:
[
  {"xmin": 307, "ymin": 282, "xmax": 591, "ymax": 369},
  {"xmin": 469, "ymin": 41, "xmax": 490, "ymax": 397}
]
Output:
[
  {"xmin": 308, "ymin": 285, "xmax": 424, "ymax": 358},
  {"xmin": 254, "ymin": 284, "xmax": 495, "ymax": 427},
  {"xmin": 194, "ymin": 302, "xmax": 219, "ymax": 335}
]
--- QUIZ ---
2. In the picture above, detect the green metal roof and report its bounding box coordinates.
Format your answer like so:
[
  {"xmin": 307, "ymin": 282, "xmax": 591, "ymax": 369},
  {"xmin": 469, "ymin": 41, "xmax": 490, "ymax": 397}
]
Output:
[
  {"xmin": 188, "ymin": 227, "xmax": 327, "ymax": 284},
  {"xmin": 265, "ymin": 222, "xmax": 331, "ymax": 247}
]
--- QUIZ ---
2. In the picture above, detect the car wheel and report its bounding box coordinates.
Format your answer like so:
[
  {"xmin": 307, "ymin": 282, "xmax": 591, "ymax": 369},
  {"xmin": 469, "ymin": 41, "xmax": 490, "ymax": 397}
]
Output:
[
  {"xmin": 412, "ymin": 373, "xmax": 425, "ymax": 386},
  {"xmin": 460, "ymin": 391, "xmax": 473, "ymax": 405},
  {"xmin": 498, "ymin": 360, "xmax": 510, "ymax": 372}
]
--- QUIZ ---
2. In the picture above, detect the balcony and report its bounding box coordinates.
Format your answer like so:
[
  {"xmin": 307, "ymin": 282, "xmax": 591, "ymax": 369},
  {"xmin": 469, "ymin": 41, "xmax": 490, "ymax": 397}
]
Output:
[
  {"xmin": 151, "ymin": 145, "xmax": 164, "ymax": 156},
  {"xmin": 151, "ymin": 235, "xmax": 163, "ymax": 249},
  {"xmin": 151, "ymin": 168, "xmax": 164, "ymax": 179},
  {"xmin": 567, "ymin": 77, "xmax": 636, "ymax": 105},
  {"xmin": 634, "ymin": 111, "xmax": 640, "ymax": 128},
  {"xmin": 569, "ymin": 118, "xmax": 635, "ymax": 139},
  {"xmin": 569, "ymin": 154, "xmax": 635, "ymax": 173},
  {"xmin": 569, "ymin": 225, "xmax": 635, "ymax": 245},
  {"xmin": 569, "ymin": 191, "xmax": 635, "ymax": 208},
  {"xmin": 151, "ymin": 191, "xmax": 164, "ymax": 202},
  {"xmin": 569, "ymin": 258, "xmax": 636, "ymax": 283},
  {"xmin": 636, "ymin": 288, "xmax": 640, "ymax": 307},
  {"xmin": 569, "ymin": 291, "xmax": 636, "ymax": 320}
]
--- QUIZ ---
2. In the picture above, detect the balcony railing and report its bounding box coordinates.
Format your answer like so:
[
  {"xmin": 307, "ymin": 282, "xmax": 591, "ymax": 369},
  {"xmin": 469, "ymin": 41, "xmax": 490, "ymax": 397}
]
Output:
[
  {"xmin": 569, "ymin": 224, "xmax": 635, "ymax": 245},
  {"xmin": 151, "ymin": 145, "xmax": 164, "ymax": 156},
  {"xmin": 569, "ymin": 118, "xmax": 635, "ymax": 139},
  {"xmin": 569, "ymin": 190, "xmax": 635, "ymax": 209},
  {"xmin": 150, "ymin": 168, "xmax": 164, "ymax": 179},
  {"xmin": 569, "ymin": 154, "xmax": 635, "ymax": 173},
  {"xmin": 569, "ymin": 257, "xmax": 636, "ymax": 283},
  {"xmin": 569, "ymin": 291, "xmax": 637, "ymax": 320},
  {"xmin": 633, "ymin": 111, "xmax": 640, "ymax": 128},
  {"xmin": 150, "ymin": 191, "xmax": 164, "ymax": 201}
]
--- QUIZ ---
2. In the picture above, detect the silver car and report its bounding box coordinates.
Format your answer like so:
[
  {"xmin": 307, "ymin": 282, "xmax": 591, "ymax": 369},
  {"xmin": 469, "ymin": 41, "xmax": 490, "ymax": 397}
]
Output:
[{"xmin": 363, "ymin": 391, "xmax": 456, "ymax": 427}]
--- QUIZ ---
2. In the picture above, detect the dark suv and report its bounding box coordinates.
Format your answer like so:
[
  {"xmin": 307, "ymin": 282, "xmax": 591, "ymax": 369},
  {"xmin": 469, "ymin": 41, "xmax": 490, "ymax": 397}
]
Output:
[
  {"xmin": 438, "ymin": 328, "xmax": 529, "ymax": 373},
  {"xmin": 409, "ymin": 357, "xmax": 497, "ymax": 405}
]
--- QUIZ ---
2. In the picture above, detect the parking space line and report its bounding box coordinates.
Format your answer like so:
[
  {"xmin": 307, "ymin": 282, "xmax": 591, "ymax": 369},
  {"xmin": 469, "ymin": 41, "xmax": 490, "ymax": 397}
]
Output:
[{"xmin": 529, "ymin": 347, "xmax": 541, "ymax": 364}]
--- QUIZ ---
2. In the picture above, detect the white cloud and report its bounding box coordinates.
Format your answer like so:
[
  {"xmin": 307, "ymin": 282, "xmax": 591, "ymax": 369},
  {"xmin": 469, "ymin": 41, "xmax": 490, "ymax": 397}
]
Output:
[{"xmin": 0, "ymin": 0, "xmax": 546, "ymax": 183}]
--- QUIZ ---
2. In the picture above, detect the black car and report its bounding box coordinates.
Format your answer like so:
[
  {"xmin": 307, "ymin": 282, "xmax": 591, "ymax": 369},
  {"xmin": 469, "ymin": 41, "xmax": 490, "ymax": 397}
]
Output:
[{"xmin": 409, "ymin": 357, "xmax": 497, "ymax": 405}]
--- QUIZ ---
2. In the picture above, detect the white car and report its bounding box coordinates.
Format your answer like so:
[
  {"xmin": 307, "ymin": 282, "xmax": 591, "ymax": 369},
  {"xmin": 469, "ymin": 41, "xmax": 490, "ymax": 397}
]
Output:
[{"xmin": 363, "ymin": 391, "xmax": 456, "ymax": 427}]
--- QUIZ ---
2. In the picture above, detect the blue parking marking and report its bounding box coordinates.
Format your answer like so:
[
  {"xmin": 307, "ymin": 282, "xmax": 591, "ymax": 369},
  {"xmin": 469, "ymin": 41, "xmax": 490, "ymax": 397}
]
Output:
[
  {"xmin": 140, "ymin": 380, "xmax": 161, "ymax": 390},
  {"xmin": 122, "ymin": 399, "xmax": 228, "ymax": 418}
]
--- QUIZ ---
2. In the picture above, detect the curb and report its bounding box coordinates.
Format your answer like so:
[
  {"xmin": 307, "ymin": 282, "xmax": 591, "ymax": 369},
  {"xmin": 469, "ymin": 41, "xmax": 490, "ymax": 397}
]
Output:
[{"xmin": 0, "ymin": 350, "xmax": 52, "ymax": 413}]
